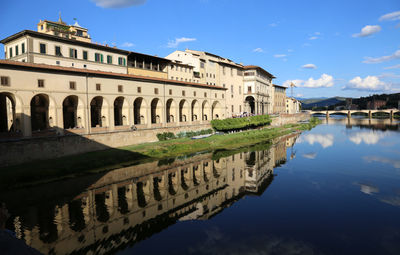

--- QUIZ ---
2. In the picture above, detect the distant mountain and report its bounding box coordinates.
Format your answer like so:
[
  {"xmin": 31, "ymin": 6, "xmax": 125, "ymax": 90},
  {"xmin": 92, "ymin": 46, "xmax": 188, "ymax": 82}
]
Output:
[{"xmin": 300, "ymin": 97, "xmax": 346, "ymax": 109}]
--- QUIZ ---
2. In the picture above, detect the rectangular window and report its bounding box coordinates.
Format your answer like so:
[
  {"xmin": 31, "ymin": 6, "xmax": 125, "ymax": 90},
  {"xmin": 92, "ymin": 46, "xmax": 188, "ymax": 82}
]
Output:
[
  {"xmin": 118, "ymin": 85, "xmax": 123, "ymax": 92},
  {"xmin": 248, "ymin": 86, "xmax": 252, "ymax": 93},
  {"xmin": 1, "ymin": 76, "xmax": 10, "ymax": 86},
  {"xmin": 107, "ymin": 55, "xmax": 113, "ymax": 64},
  {"xmin": 231, "ymin": 105, "xmax": 234, "ymax": 112},
  {"xmin": 137, "ymin": 87, "xmax": 141, "ymax": 93},
  {"xmin": 21, "ymin": 43, "xmax": 25, "ymax": 54},
  {"xmin": 204, "ymin": 92, "xmax": 207, "ymax": 97},
  {"xmin": 223, "ymin": 66, "xmax": 226, "ymax": 75},
  {"xmin": 231, "ymin": 85, "xmax": 233, "ymax": 93},
  {"xmin": 169, "ymin": 89, "xmax": 172, "ymax": 95},
  {"xmin": 154, "ymin": 88, "xmax": 159, "ymax": 94},
  {"xmin": 38, "ymin": 79, "xmax": 44, "ymax": 88},
  {"xmin": 40, "ymin": 43, "xmax": 46, "ymax": 54},
  {"xmin": 215, "ymin": 93, "xmax": 217, "ymax": 98},
  {"xmin": 239, "ymin": 105, "xmax": 242, "ymax": 112},
  {"xmin": 9, "ymin": 48, "xmax": 12, "ymax": 58},
  {"xmin": 239, "ymin": 86, "xmax": 241, "ymax": 94},
  {"xmin": 96, "ymin": 83, "xmax": 101, "ymax": 91},
  {"xmin": 15, "ymin": 45, "xmax": 19, "ymax": 56},
  {"xmin": 69, "ymin": 81, "xmax": 76, "ymax": 90},
  {"xmin": 171, "ymin": 76, "xmax": 174, "ymax": 80},
  {"xmin": 182, "ymin": 91, "xmax": 186, "ymax": 96},
  {"xmin": 118, "ymin": 57, "xmax": 126, "ymax": 66},
  {"xmin": 83, "ymin": 51, "xmax": 88, "ymax": 60},
  {"xmin": 194, "ymin": 91, "xmax": 196, "ymax": 96},
  {"xmin": 55, "ymin": 46, "xmax": 62, "ymax": 56},
  {"xmin": 95, "ymin": 53, "xmax": 101, "ymax": 62},
  {"xmin": 69, "ymin": 48, "xmax": 77, "ymax": 58}
]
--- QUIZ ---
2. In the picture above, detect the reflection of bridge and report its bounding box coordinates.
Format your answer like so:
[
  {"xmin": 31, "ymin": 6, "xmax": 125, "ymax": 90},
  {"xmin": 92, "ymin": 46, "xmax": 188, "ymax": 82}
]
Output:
[
  {"xmin": 4, "ymin": 134, "xmax": 298, "ymax": 255},
  {"xmin": 310, "ymin": 109, "xmax": 400, "ymax": 119}
]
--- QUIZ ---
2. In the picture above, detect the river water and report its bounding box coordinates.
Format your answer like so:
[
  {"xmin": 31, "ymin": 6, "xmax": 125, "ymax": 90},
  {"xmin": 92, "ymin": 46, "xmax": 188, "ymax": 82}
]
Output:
[{"xmin": 1, "ymin": 117, "xmax": 400, "ymax": 255}]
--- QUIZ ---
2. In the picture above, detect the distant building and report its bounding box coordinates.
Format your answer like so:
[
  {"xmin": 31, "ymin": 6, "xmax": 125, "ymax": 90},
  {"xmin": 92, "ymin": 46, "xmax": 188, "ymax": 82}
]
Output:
[
  {"xmin": 367, "ymin": 100, "xmax": 386, "ymax": 110},
  {"xmin": 273, "ymin": 84, "xmax": 286, "ymax": 114},
  {"xmin": 285, "ymin": 97, "xmax": 300, "ymax": 114}
]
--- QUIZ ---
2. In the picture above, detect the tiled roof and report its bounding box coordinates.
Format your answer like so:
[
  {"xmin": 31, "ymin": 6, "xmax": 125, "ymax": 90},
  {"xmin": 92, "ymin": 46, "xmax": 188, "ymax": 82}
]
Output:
[
  {"xmin": 244, "ymin": 65, "xmax": 275, "ymax": 78},
  {"xmin": 0, "ymin": 60, "xmax": 227, "ymax": 90}
]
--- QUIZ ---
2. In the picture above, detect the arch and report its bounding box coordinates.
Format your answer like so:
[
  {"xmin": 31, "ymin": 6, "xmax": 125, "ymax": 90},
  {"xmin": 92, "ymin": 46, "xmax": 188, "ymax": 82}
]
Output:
[
  {"xmin": 191, "ymin": 100, "xmax": 201, "ymax": 121},
  {"xmin": 90, "ymin": 96, "xmax": 109, "ymax": 128},
  {"xmin": 0, "ymin": 92, "xmax": 21, "ymax": 133},
  {"xmin": 245, "ymin": 96, "xmax": 255, "ymax": 114},
  {"xmin": 212, "ymin": 101, "xmax": 222, "ymax": 120},
  {"xmin": 166, "ymin": 99, "xmax": 176, "ymax": 123},
  {"xmin": 62, "ymin": 95, "xmax": 85, "ymax": 129},
  {"xmin": 114, "ymin": 96, "xmax": 129, "ymax": 126},
  {"xmin": 179, "ymin": 99, "xmax": 189, "ymax": 122},
  {"xmin": 168, "ymin": 172, "xmax": 178, "ymax": 195},
  {"xmin": 151, "ymin": 98, "xmax": 162, "ymax": 124},
  {"xmin": 202, "ymin": 100, "xmax": 210, "ymax": 121},
  {"xmin": 30, "ymin": 94, "xmax": 50, "ymax": 131},
  {"xmin": 134, "ymin": 97, "xmax": 147, "ymax": 125}
]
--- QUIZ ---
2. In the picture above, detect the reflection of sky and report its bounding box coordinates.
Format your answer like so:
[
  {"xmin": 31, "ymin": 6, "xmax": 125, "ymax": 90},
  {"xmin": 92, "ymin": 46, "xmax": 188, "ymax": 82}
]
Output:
[
  {"xmin": 363, "ymin": 156, "xmax": 400, "ymax": 169},
  {"xmin": 354, "ymin": 182, "xmax": 379, "ymax": 195},
  {"xmin": 348, "ymin": 131, "xmax": 386, "ymax": 145},
  {"xmin": 297, "ymin": 134, "xmax": 334, "ymax": 148}
]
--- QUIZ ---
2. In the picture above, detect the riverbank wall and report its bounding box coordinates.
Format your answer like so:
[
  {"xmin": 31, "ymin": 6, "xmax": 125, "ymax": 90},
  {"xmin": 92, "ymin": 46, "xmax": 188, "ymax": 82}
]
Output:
[{"xmin": 0, "ymin": 113, "xmax": 309, "ymax": 166}]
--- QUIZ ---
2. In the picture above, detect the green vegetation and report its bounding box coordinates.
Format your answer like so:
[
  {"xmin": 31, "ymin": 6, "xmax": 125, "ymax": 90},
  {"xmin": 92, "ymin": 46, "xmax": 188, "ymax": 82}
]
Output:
[
  {"xmin": 156, "ymin": 129, "xmax": 213, "ymax": 141},
  {"xmin": 211, "ymin": 115, "xmax": 271, "ymax": 131},
  {"xmin": 0, "ymin": 118, "xmax": 320, "ymax": 190}
]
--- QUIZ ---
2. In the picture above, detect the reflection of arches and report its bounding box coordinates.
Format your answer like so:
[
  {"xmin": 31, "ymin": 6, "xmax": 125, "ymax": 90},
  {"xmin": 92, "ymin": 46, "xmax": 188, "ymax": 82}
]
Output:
[
  {"xmin": 0, "ymin": 92, "xmax": 19, "ymax": 132},
  {"xmin": 90, "ymin": 96, "xmax": 109, "ymax": 127},
  {"xmin": 191, "ymin": 100, "xmax": 200, "ymax": 121},
  {"xmin": 246, "ymin": 151, "xmax": 256, "ymax": 166},
  {"xmin": 245, "ymin": 96, "xmax": 255, "ymax": 114},
  {"xmin": 166, "ymin": 99, "xmax": 176, "ymax": 123},
  {"xmin": 151, "ymin": 98, "xmax": 162, "ymax": 124},
  {"xmin": 202, "ymin": 101, "xmax": 210, "ymax": 121},
  {"xmin": 181, "ymin": 168, "xmax": 189, "ymax": 190},
  {"xmin": 68, "ymin": 199, "xmax": 86, "ymax": 232},
  {"xmin": 212, "ymin": 101, "xmax": 222, "ymax": 119},
  {"xmin": 63, "ymin": 95, "xmax": 84, "ymax": 129},
  {"xmin": 31, "ymin": 94, "xmax": 50, "ymax": 131},
  {"xmin": 179, "ymin": 100, "xmax": 189, "ymax": 122},
  {"xmin": 117, "ymin": 186, "xmax": 129, "ymax": 214},
  {"xmin": 168, "ymin": 172, "xmax": 178, "ymax": 195},
  {"xmin": 95, "ymin": 193, "xmax": 110, "ymax": 222},
  {"xmin": 114, "ymin": 97, "xmax": 129, "ymax": 126},
  {"xmin": 137, "ymin": 181, "xmax": 148, "ymax": 208},
  {"xmin": 134, "ymin": 97, "xmax": 146, "ymax": 124}
]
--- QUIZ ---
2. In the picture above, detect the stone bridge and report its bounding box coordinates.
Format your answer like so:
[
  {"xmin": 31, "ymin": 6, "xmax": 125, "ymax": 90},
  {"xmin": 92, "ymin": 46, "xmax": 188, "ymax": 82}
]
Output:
[{"xmin": 310, "ymin": 109, "xmax": 400, "ymax": 119}]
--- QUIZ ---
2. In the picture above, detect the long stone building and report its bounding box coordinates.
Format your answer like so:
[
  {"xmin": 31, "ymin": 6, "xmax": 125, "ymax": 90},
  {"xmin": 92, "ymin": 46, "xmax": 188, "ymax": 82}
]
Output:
[{"xmin": 0, "ymin": 17, "xmax": 287, "ymax": 142}]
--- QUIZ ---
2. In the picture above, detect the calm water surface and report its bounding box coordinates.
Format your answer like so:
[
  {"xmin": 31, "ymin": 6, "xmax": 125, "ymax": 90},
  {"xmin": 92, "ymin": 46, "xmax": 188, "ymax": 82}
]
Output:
[{"xmin": 2, "ymin": 118, "xmax": 400, "ymax": 255}]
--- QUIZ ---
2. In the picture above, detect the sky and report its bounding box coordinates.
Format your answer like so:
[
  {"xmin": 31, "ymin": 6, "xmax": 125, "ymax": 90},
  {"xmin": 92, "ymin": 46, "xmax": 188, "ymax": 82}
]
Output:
[{"xmin": 0, "ymin": 0, "xmax": 399, "ymax": 99}]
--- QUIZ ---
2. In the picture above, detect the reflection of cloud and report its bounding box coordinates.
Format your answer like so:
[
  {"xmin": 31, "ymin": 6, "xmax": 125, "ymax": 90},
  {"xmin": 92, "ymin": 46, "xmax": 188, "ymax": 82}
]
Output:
[
  {"xmin": 364, "ymin": 156, "xmax": 400, "ymax": 168},
  {"xmin": 302, "ymin": 153, "xmax": 317, "ymax": 159},
  {"xmin": 187, "ymin": 227, "xmax": 323, "ymax": 255},
  {"xmin": 348, "ymin": 131, "xmax": 386, "ymax": 145},
  {"xmin": 380, "ymin": 196, "xmax": 400, "ymax": 207},
  {"xmin": 354, "ymin": 182, "xmax": 379, "ymax": 195},
  {"xmin": 298, "ymin": 134, "xmax": 334, "ymax": 148}
]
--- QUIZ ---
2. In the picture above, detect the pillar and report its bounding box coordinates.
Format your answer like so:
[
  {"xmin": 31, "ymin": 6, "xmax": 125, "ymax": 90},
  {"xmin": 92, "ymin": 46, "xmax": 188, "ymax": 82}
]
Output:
[
  {"xmin": 22, "ymin": 105, "xmax": 31, "ymax": 137},
  {"xmin": 368, "ymin": 111, "xmax": 372, "ymax": 119}
]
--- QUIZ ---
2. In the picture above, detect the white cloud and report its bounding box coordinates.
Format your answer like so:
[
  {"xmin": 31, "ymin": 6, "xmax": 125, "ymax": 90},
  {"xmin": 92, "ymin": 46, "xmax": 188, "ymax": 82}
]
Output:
[
  {"xmin": 352, "ymin": 25, "xmax": 381, "ymax": 37},
  {"xmin": 274, "ymin": 54, "xmax": 287, "ymax": 58},
  {"xmin": 301, "ymin": 64, "xmax": 317, "ymax": 69},
  {"xmin": 287, "ymin": 49, "xmax": 294, "ymax": 52},
  {"xmin": 378, "ymin": 73, "xmax": 400, "ymax": 79},
  {"xmin": 253, "ymin": 48, "xmax": 264, "ymax": 53},
  {"xmin": 309, "ymin": 36, "xmax": 318, "ymax": 40},
  {"xmin": 92, "ymin": 0, "xmax": 146, "ymax": 8},
  {"xmin": 314, "ymin": 32, "xmax": 321, "ymax": 35},
  {"xmin": 379, "ymin": 11, "xmax": 400, "ymax": 21},
  {"xmin": 269, "ymin": 23, "xmax": 278, "ymax": 27},
  {"xmin": 345, "ymin": 76, "xmax": 388, "ymax": 91},
  {"xmin": 298, "ymin": 134, "xmax": 334, "ymax": 148},
  {"xmin": 363, "ymin": 50, "xmax": 400, "ymax": 64},
  {"xmin": 121, "ymin": 42, "xmax": 135, "ymax": 47},
  {"xmin": 283, "ymin": 74, "xmax": 334, "ymax": 88},
  {"xmin": 296, "ymin": 93, "xmax": 304, "ymax": 98},
  {"xmin": 302, "ymin": 43, "xmax": 311, "ymax": 47},
  {"xmin": 167, "ymin": 37, "xmax": 196, "ymax": 48},
  {"xmin": 384, "ymin": 64, "xmax": 400, "ymax": 69}
]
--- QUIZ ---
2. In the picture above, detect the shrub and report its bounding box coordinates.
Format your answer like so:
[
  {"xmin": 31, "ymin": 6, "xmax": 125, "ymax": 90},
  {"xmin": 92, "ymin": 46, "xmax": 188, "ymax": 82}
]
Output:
[
  {"xmin": 211, "ymin": 115, "xmax": 271, "ymax": 131},
  {"xmin": 156, "ymin": 132, "xmax": 176, "ymax": 141}
]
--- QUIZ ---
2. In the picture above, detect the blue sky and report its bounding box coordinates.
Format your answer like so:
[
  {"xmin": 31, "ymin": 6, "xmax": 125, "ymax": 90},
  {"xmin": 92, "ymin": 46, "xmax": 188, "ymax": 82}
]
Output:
[{"xmin": 1, "ymin": 0, "xmax": 399, "ymax": 98}]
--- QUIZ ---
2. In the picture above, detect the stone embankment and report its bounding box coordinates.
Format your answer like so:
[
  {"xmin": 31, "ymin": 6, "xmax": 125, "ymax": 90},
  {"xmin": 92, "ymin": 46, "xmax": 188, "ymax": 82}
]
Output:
[{"xmin": 0, "ymin": 113, "xmax": 310, "ymax": 166}]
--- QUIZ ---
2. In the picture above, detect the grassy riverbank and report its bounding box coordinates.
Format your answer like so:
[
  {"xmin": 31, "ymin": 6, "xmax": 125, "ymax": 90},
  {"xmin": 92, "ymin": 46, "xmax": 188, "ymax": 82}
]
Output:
[{"xmin": 0, "ymin": 118, "xmax": 320, "ymax": 189}]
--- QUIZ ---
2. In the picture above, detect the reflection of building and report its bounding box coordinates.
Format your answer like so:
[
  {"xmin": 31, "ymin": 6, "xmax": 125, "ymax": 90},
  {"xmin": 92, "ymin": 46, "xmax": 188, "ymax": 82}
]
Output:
[{"xmin": 5, "ymin": 135, "xmax": 297, "ymax": 254}]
